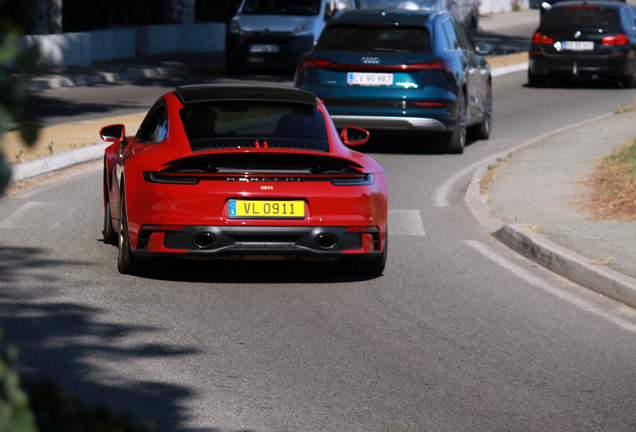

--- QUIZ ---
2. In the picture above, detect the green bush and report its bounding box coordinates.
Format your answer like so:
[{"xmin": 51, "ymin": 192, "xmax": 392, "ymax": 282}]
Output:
[{"xmin": 0, "ymin": 330, "xmax": 38, "ymax": 432}]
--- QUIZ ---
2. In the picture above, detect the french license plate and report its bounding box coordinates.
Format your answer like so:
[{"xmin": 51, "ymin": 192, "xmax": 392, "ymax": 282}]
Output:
[
  {"xmin": 249, "ymin": 44, "xmax": 280, "ymax": 53},
  {"xmin": 347, "ymin": 72, "xmax": 394, "ymax": 86},
  {"xmin": 563, "ymin": 41, "xmax": 594, "ymax": 51},
  {"xmin": 229, "ymin": 200, "xmax": 305, "ymax": 218}
]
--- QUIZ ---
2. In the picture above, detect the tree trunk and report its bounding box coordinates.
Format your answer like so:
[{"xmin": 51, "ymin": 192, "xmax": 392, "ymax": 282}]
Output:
[
  {"xmin": 31, "ymin": 0, "xmax": 62, "ymax": 34},
  {"xmin": 166, "ymin": 0, "xmax": 195, "ymax": 24}
]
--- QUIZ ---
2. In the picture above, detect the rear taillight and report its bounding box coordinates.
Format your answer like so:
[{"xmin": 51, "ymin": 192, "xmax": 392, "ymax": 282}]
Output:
[
  {"xmin": 413, "ymin": 101, "xmax": 450, "ymax": 108},
  {"xmin": 299, "ymin": 57, "xmax": 336, "ymax": 72},
  {"xmin": 404, "ymin": 61, "xmax": 451, "ymax": 74},
  {"xmin": 602, "ymin": 34, "xmax": 629, "ymax": 45},
  {"xmin": 532, "ymin": 32, "xmax": 554, "ymax": 44},
  {"xmin": 299, "ymin": 58, "xmax": 450, "ymax": 74}
]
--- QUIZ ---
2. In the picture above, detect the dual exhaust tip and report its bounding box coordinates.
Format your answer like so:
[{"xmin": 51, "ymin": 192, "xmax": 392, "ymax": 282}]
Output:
[
  {"xmin": 192, "ymin": 232, "xmax": 216, "ymax": 249},
  {"xmin": 315, "ymin": 233, "xmax": 338, "ymax": 250},
  {"xmin": 192, "ymin": 232, "xmax": 339, "ymax": 251}
]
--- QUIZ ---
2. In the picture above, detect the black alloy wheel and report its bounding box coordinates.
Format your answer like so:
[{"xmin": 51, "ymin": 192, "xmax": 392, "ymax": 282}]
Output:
[{"xmin": 528, "ymin": 70, "xmax": 546, "ymax": 88}]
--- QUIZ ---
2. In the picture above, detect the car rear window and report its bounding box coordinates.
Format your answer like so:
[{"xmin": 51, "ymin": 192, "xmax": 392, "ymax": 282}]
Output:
[
  {"xmin": 542, "ymin": 7, "xmax": 619, "ymax": 31},
  {"xmin": 241, "ymin": 0, "xmax": 321, "ymax": 15},
  {"xmin": 179, "ymin": 102, "xmax": 330, "ymax": 152},
  {"xmin": 317, "ymin": 25, "xmax": 432, "ymax": 52}
]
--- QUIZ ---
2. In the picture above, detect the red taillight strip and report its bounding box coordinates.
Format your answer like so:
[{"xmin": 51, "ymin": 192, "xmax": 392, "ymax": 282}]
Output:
[
  {"xmin": 300, "ymin": 58, "xmax": 451, "ymax": 74},
  {"xmin": 346, "ymin": 225, "xmax": 379, "ymax": 232},
  {"xmin": 413, "ymin": 101, "xmax": 450, "ymax": 108},
  {"xmin": 142, "ymin": 224, "xmax": 185, "ymax": 231}
]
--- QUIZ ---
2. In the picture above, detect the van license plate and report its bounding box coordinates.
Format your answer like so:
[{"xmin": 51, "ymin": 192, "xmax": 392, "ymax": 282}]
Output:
[{"xmin": 250, "ymin": 44, "xmax": 280, "ymax": 53}]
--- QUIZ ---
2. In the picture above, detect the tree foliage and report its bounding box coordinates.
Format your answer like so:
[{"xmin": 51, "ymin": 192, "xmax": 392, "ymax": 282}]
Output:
[{"xmin": 0, "ymin": 0, "xmax": 43, "ymax": 195}]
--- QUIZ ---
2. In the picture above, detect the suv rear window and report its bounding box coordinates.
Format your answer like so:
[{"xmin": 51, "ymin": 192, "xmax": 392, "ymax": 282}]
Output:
[
  {"xmin": 317, "ymin": 25, "xmax": 432, "ymax": 52},
  {"xmin": 542, "ymin": 7, "xmax": 619, "ymax": 31}
]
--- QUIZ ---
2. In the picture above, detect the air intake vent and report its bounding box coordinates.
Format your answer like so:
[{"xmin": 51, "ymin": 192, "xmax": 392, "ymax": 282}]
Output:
[{"xmin": 189, "ymin": 138, "xmax": 329, "ymax": 153}]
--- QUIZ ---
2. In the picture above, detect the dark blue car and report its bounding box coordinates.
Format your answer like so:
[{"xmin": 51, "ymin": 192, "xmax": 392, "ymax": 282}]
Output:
[{"xmin": 294, "ymin": 8, "xmax": 494, "ymax": 153}]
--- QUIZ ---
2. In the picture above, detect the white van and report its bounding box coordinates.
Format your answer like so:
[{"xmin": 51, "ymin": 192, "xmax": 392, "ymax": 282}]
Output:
[{"xmin": 225, "ymin": 0, "xmax": 354, "ymax": 72}]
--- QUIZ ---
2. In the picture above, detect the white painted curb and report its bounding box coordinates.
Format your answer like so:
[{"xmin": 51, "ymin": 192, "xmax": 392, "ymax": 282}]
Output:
[{"xmin": 10, "ymin": 142, "xmax": 107, "ymax": 183}]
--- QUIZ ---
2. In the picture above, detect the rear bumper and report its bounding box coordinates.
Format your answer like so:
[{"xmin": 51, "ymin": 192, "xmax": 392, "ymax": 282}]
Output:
[
  {"xmin": 331, "ymin": 115, "xmax": 448, "ymax": 132},
  {"xmin": 133, "ymin": 225, "xmax": 385, "ymax": 260},
  {"xmin": 529, "ymin": 54, "xmax": 631, "ymax": 77}
]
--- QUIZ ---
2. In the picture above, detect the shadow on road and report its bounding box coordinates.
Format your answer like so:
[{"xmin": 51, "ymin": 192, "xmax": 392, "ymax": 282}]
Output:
[
  {"xmin": 121, "ymin": 255, "xmax": 382, "ymax": 284},
  {"xmin": 0, "ymin": 245, "xmax": 252, "ymax": 432}
]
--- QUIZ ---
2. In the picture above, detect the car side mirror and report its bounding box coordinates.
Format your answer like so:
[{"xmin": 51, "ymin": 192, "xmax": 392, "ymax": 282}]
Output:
[
  {"xmin": 340, "ymin": 126, "xmax": 369, "ymax": 146},
  {"xmin": 100, "ymin": 124, "xmax": 126, "ymax": 144},
  {"xmin": 475, "ymin": 42, "xmax": 495, "ymax": 56}
]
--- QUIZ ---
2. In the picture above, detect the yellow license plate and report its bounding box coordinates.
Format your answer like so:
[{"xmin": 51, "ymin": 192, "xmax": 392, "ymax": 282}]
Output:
[{"xmin": 229, "ymin": 200, "xmax": 305, "ymax": 218}]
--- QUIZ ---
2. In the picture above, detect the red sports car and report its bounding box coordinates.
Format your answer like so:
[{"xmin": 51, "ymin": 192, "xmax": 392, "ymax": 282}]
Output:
[{"xmin": 101, "ymin": 84, "xmax": 388, "ymax": 276}]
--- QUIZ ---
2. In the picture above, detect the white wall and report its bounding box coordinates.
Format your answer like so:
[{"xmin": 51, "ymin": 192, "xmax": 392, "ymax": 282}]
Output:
[
  {"xmin": 21, "ymin": 33, "xmax": 91, "ymax": 67},
  {"xmin": 21, "ymin": 22, "xmax": 226, "ymax": 67},
  {"xmin": 89, "ymin": 29, "xmax": 136, "ymax": 62},
  {"xmin": 479, "ymin": 0, "xmax": 530, "ymax": 14}
]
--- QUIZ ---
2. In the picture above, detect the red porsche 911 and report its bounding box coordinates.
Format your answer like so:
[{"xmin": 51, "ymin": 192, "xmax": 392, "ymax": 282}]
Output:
[{"xmin": 101, "ymin": 84, "xmax": 388, "ymax": 276}]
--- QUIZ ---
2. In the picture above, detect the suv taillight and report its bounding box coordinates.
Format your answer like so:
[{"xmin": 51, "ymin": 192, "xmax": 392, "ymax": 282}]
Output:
[
  {"xmin": 532, "ymin": 32, "xmax": 554, "ymax": 44},
  {"xmin": 300, "ymin": 58, "xmax": 335, "ymax": 72},
  {"xmin": 404, "ymin": 61, "xmax": 451, "ymax": 75},
  {"xmin": 602, "ymin": 34, "xmax": 629, "ymax": 45}
]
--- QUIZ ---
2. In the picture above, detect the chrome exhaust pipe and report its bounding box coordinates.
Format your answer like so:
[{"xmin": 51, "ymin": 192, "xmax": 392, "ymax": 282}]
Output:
[
  {"xmin": 192, "ymin": 232, "xmax": 216, "ymax": 249},
  {"xmin": 316, "ymin": 233, "xmax": 338, "ymax": 250}
]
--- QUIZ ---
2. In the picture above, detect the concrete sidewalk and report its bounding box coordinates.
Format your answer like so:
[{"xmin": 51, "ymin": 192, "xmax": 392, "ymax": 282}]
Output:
[{"xmin": 466, "ymin": 111, "xmax": 636, "ymax": 308}]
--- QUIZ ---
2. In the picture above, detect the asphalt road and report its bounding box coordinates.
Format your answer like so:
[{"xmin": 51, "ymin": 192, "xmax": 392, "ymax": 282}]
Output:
[{"xmin": 5, "ymin": 27, "xmax": 636, "ymax": 432}]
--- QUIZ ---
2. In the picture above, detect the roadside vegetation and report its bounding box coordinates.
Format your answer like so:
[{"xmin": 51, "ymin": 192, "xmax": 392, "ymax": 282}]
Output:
[{"xmin": 581, "ymin": 139, "xmax": 636, "ymax": 222}]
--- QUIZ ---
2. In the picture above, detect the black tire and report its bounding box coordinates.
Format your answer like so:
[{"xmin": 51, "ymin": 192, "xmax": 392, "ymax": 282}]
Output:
[
  {"xmin": 117, "ymin": 189, "xmax": 143, "ymax": 275},
  {"xmin": 620, "ymin": 74, "xmax": 636, "ymax": 88},
  {"xmin": 528, "ymin": 70, "xmax": 546, "ymax": 88},
  {"xmin": 444, "ymin": 91, "xmax": 467, "ymax": 154},
  {"xmin": 336, "ymin": 235, "xmax": 388, "ymax": 277},
  {"xmin": 225, "ymin": 58, "xmax": 242, "ymax": 74},
  {"xmin": 103, "ymin": 167, "xmax": 117, "ymax": 245},
  {"xmin": 467, "ymin": 17, "xmax": 478, "ymax": 42},
  {"xmin": 470, "ymin": 85, "xmax": 492, "ymax": 140}
]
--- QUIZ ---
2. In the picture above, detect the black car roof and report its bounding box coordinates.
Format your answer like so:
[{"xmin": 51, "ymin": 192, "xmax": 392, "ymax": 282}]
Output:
[
  {"xmin": 328, "ymin": 8, "xmax": 442, "ymax": 26},
  {"xmin": 550, "ymin": 0, "xmax": 627, "ymax": 8},
  {"xmin": 174, "ymin": 84, "xmax": 317, "ymax": 106}
]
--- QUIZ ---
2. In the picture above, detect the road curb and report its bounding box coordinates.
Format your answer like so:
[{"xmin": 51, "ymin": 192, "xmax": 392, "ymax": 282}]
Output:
[
  {"xmin": 494, "ymin": 224, "xmax": 636, "ymax": 306},
  {"xmin": 10, "ymin": 142, "xmax": 107, "ymax": 183},
  {"xmin": 464, "ymin": 113, "xmax": 636, "ymax": 309},
  {"xmin": 24, "ymin": 65, "xmax": 190, "ymax": 91}
]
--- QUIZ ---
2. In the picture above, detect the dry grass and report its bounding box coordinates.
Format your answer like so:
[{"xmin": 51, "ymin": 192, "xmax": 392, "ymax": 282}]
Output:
[
  {"xmin": 576, "ymin": 139, "xmax": 636, "ymax": 222},
  {"xmin": 480, "ymin": 155, "xmax": 509, "ymax": 197}
]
